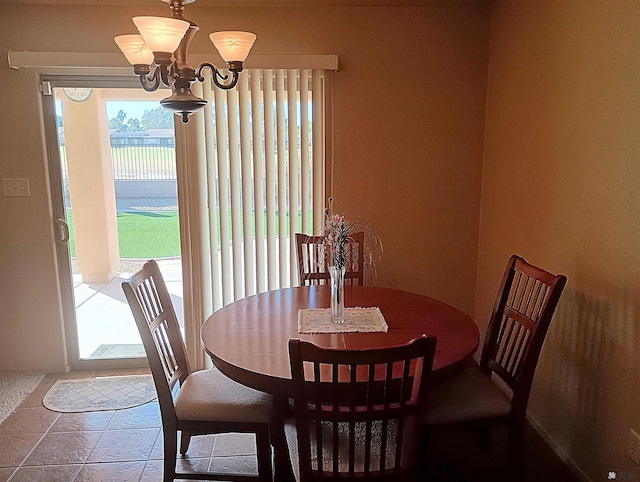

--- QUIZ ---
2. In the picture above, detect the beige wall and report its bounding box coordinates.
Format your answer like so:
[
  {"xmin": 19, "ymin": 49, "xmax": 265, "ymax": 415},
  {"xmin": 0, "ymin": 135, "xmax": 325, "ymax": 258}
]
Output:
[
  {"xmin": 0, "ymin": 4, "xmax": 489, "ymax": 365},
  {"xmin": 478, "ymin": 1, "xmax": 640, "ymax": 479}
]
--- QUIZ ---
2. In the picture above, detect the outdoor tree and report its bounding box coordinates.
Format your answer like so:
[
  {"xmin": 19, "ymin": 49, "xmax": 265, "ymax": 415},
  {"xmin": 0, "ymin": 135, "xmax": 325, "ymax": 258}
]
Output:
[
  {"xmin": 109, "ymin": 105, "xmax": 173, "ymax": 132},
  {"xmin": 126, "ymin": 117, "xmax": 143, "ymax": 132},
  {"xmin": 109, "ymin": 109, "xmax": 128, "ymax": 132},
  {"xmin": 141, "ymin": 106, "xmax": 173, "ymax": 130}
]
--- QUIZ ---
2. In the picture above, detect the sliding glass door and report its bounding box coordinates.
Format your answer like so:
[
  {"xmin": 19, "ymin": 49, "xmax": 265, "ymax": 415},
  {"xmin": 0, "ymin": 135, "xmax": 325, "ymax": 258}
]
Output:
[{"xmin": 42, "ymin": 77, "xmax": 182, "ymax": 369}]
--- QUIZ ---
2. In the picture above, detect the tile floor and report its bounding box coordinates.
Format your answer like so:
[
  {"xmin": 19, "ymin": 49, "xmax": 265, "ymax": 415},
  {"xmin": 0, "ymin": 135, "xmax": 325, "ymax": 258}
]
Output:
[
  {"xmin": 0, "ymin": 369, "xmax": 260, "ymax": 482},
  {"xmin": 0, "ymin": 369, "xmax": 579, "ymax": 482},
  {"xmin": 421, "ymin": 424, "xmax": 582, "ymax": 482},
  {"xmin": 0, "ymin": 368, "xmax": 581, "ymax": 482}
]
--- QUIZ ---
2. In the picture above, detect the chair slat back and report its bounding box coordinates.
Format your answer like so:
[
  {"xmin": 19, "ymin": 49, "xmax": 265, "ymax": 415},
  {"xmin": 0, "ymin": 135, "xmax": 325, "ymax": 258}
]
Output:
[
  {"xmin": 289, "ymin": 337, "xmax": 436, "ymax": 481},
  {"xmin": 295, "ymin": 232, "xmax": 365, "ymax": 286},
  {"xmin": 480, "ymin": 255, "xmax": 567, "ymax": 420},
  {"xmin": 122, "ymin": 260, "xmax": 190, "ymax": 414}
]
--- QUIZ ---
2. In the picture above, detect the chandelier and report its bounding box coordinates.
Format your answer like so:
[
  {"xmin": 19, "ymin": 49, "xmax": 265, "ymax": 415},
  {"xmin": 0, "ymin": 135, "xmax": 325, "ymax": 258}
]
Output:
[{"xmin": 115, "ymin": 0, "xmax": 256, "ymax": 123}]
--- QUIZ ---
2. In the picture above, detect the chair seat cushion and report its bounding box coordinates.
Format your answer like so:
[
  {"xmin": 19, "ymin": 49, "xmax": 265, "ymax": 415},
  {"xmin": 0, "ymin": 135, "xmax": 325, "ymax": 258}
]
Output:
[
  {"xmin": 175, "ymin": 369, "xmax": 272, "ymax": 424},
  {"xmin": 423, "ymin": 366, "xmax": 512, "ymax": 426}
]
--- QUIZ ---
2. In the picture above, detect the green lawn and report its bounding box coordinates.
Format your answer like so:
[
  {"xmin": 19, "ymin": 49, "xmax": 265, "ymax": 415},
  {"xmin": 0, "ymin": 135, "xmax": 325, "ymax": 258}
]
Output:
[
  {"xmin": 66, "ymin": 210, "xmax": 313, "ymax": 259},
  {"xmin": 67, "ymin": 211, "xmax": 181, "ymax": 258}
]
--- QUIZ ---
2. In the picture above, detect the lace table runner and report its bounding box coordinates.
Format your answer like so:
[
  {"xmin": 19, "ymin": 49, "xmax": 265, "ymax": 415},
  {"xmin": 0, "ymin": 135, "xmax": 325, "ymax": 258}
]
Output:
[{"xmin": 298, "ymin": 307, "xmax": 389, "ymax": 334}]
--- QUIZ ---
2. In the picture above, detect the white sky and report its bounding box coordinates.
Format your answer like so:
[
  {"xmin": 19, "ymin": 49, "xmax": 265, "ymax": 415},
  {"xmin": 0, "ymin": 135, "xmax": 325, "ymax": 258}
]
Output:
[
  {"xmin": 55, "ymin": 100, "xmax": 158, "ymax": 121},
  {"xmin": 105, "ymin": 101, "xmax": 160, "ymax": 120}
]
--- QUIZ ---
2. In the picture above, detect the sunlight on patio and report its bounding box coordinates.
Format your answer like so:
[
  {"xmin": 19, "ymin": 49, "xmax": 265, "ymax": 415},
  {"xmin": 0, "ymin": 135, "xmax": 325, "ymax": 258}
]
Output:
[{"xmin": 73, "ymin": 258, "xmax": 183, "ymax": 359}]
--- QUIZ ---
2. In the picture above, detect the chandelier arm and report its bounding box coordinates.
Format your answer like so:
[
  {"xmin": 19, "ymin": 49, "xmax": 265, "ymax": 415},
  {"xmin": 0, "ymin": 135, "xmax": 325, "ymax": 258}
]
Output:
[
  {"xmin": 213, "ymin": 70, "xmax": 239, "ymax": 90},
  {"xmin": 139, "ymin": 68, "xmax": 161, "ymax": 92},
  {"xmin": 212, "ymin": 71, "xmax": 238, "ymax": 90},
  {"xmin": 195, "ymin": 62, "xmax": 219, "ymax": 82},
  {"xmin": 195, "ymin": 62, "xmax": 239, "ymax": 90},
  {"xmin": 160, "ymin": 64, "xmax": 174, "ymax": 87}
]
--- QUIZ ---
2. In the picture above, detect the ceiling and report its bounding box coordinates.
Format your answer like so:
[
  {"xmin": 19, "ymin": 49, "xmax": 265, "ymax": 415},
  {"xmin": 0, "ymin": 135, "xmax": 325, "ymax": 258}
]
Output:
[{"xmin": 0, "ymin": 0, "xmax": 490, "ymax": 5}]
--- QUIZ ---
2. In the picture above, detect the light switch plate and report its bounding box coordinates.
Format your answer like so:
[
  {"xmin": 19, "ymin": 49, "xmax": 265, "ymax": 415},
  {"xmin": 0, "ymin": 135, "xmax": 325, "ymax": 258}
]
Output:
[{"xmin": 2, "ymin": 178, "xmax": 31, "ymax": 197}]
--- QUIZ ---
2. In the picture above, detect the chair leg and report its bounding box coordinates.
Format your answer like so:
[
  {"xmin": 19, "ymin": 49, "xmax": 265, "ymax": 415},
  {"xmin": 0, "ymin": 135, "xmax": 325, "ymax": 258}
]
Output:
[
  {"xmin": 163, "ymin": 430, "xmax": 178, "ymax": 482},
  {"xmin": 416, "ymin": 428, "xmax": 432, "ymax": 479},
  {"xmin": 179, "ymin": 430, "xmax": 192, "ymax": 456},
  {"xmin": 256, "ymin": 426, "xmax": 273, "ymax": 482},
  {"xmin": 479, "ymin": 427, "xmax": 491, "ymax": 450},
  {"xmin": 507, "ymin": 423, "xmax": 525, "ymax": 477}
]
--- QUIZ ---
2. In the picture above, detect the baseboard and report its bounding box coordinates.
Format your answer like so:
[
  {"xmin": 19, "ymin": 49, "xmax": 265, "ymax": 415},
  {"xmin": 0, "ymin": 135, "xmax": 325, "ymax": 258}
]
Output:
[{"xmin": 526, "ymin": 412, "xmax": 591, "ymax": 482}]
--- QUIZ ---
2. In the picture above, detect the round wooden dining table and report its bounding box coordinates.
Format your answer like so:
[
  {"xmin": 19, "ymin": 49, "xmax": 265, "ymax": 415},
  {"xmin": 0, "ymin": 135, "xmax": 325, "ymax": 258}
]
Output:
[
  {"xmin": 201, "ymin": 285, "xmax": 479, "ymax": 392},
  {"xmin": 201, "ymin": 285, "xmax": 479, "ymax": 480}
]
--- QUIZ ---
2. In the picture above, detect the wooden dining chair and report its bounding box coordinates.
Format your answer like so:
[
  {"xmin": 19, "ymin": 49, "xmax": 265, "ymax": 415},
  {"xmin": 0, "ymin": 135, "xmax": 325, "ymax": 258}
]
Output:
[
  {"xmin": 295, "ymin": 232, "xmax": 364, "ymax": 286},
  {"xmin": 287, "ymin": 336, "xmax": 436, "ymax": 481},
  {"xmin": 423, "ymin": 255, "xmax": 567, "ymax": 463},
  {"xmin": 122, "ymin": 259, "xmax": 273, "ymax": 482}
]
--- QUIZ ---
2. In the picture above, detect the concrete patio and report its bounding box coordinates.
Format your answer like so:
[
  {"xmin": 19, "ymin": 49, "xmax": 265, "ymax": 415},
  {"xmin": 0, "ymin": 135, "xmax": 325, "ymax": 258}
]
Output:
[{"xmin": 73, "ymin": 258, "xmax": 183, "ymax": 360}]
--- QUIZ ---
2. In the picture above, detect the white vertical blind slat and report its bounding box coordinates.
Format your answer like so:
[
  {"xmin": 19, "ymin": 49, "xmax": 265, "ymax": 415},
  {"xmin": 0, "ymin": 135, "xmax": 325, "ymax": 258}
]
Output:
[
  {"xmin": 238, "ymin": 73, "xmax": 255, "ymax": 297},
  {"xmin": 287, "ymin": 69, "xmax": 300, "ymax": 284},
  {"xmin": 275, "ymin": 69, "xmax": 288, "ymax": 286},
  {"xmin": 251, "ymin": 71, "xmax": 266, "ymax": 294},
  {"xmin": 312, "ymin": 70, "xmax": 325, "ymax": 234},
  {"xmin": 201, "ymin": 74, "xmax": 222, "ymax": 311},
  {"xmin": 300, "ymin": 69, "xmax": 311, "ymax": 235},
  {"xmin": 213, "ymin": 87, "xmax": 232, "ymax": 305},
  {"xmin": 227, "ymin": 87, "xmax": 244, "ymax": 299},
  {"xmin": 174, "ymin": 85, "xmax": 208, "ymax": 370},
  {"xmin": 263, "ymin": 70, "xmax": 277, "ymax": 290}
]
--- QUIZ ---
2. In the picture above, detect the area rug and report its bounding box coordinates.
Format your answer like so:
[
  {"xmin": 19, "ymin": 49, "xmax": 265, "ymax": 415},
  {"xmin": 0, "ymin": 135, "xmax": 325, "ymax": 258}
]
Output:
[
  {"xmin": 0, "ymin": 372, "xmax": 45, "ymax": 424},
  {"xmin": 43, "ymin": 374, "xmax": 156, "ymax": 412}
]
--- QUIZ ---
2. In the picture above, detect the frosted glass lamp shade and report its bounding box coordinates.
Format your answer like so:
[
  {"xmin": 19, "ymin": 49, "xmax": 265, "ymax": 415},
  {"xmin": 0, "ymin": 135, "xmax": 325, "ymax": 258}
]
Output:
[
  {"xmin": 209, "ymin": 31, "xmax": 256, "ymax": 62},
  {"xmin": 133, "ymin": 16, "xmax": 190, "ymax": 53},
  {"xmin": 114, "ymin": 35, "xmax": 154, "ymax": 66}
]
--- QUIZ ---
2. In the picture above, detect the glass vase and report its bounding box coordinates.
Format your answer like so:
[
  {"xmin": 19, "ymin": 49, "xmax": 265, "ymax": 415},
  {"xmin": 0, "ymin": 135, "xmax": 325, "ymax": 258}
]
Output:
[{"xmin": 329, "ymin": 265, "xmax": 346, "ymax": 323}]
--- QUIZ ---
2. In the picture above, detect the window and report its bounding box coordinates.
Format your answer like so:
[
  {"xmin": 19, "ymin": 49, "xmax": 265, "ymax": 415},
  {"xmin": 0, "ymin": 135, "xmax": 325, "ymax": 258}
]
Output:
[{"xmin": 201, "ymin": 68, "xmax": 326, "ymax": 309}]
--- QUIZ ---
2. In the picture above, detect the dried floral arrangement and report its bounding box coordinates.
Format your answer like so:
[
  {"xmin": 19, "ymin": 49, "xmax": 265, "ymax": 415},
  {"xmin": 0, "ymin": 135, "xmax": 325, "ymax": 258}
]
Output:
[{"xmin": 322, "ymin": 198, "xmax": 383, "ymax": 281}]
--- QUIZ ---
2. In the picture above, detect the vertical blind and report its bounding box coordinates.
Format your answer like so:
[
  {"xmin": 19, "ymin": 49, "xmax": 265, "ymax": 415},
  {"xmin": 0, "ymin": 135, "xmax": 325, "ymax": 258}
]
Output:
[{"xmin": 201, "ymin": 68, "xmax": 326, "ymax": 310}]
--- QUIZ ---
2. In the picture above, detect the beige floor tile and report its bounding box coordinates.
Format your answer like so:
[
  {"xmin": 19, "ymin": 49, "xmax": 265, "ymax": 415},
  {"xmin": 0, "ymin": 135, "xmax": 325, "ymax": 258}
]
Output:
[
  {"xmin": 106, "ymin": 401, "xmax": 160, "ymax": 430},
  {"xmin": 210, "ymin": 455, "xmax": 259, "ymax": 475},
  {"xmin": 0, "ymin": 467, "xmax": 15, "ymax": 482},
  {"xmin": 86, "ymin": 428, "xmax": 160, "ymax": 463},
  {"xmin": 49, "ymin": 411, "xmax": 115, "ymax": 432},
  {"xmin": 149, "ymin": 432, "xmax": 164, "ymax": 460},
  {"xmin": 212, "ymin": 432, "xmax": 258, "ymax": 456},
  {"xmin": 139, "ymin": 459, "xmax": 163, "ymax": 482},
  {"xmin": 18, "ymin": 385, "xmax": 51, "ymax": 409},
  {"xmin": 23, "ymin": 431, "xmax": 102, "ymax": 466},
  {"xmin": 7, "ymin": 464, "xmax": 81, "ymax": 482},
  {"xmin": 0, "ymin": 407, "xmax": 59, "ymax": 435},
  {"xmin": 175, "ymin": 456, "xmax": 211, "ymax": 473},
  {"xmin": 181, "ymin": 433, "xmax": 216, "ymax": 458},
  {"xmin": 75, "ymin": 461, "xmax": 146, "ymax": 482},
  {"xmin": 0, "ymin": 433, "xmax": 41, "ymax": 467}
]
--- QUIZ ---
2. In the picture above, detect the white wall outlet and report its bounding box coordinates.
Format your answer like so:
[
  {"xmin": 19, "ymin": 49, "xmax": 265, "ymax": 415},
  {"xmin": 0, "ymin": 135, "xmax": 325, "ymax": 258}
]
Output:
[
  {"xmin": 2, "ymin": 178, "xmax": 30, "ymax": 197},
  {"xmin": 628, "ymin": 429, "xmax": 640, "ymax": 465}
]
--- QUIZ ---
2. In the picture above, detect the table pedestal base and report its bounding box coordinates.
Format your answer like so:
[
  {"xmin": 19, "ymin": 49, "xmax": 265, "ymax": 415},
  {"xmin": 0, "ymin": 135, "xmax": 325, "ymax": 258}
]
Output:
[{"xmin": 271, "ymin": 395, "xmax": 295, "ymax": 481}]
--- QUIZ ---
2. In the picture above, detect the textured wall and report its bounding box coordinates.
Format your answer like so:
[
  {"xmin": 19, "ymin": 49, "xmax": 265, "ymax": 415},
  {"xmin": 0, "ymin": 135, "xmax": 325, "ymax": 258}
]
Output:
[{"xmin": 478, "ymin": 1, "xmax": 640, "ymax": 479}]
